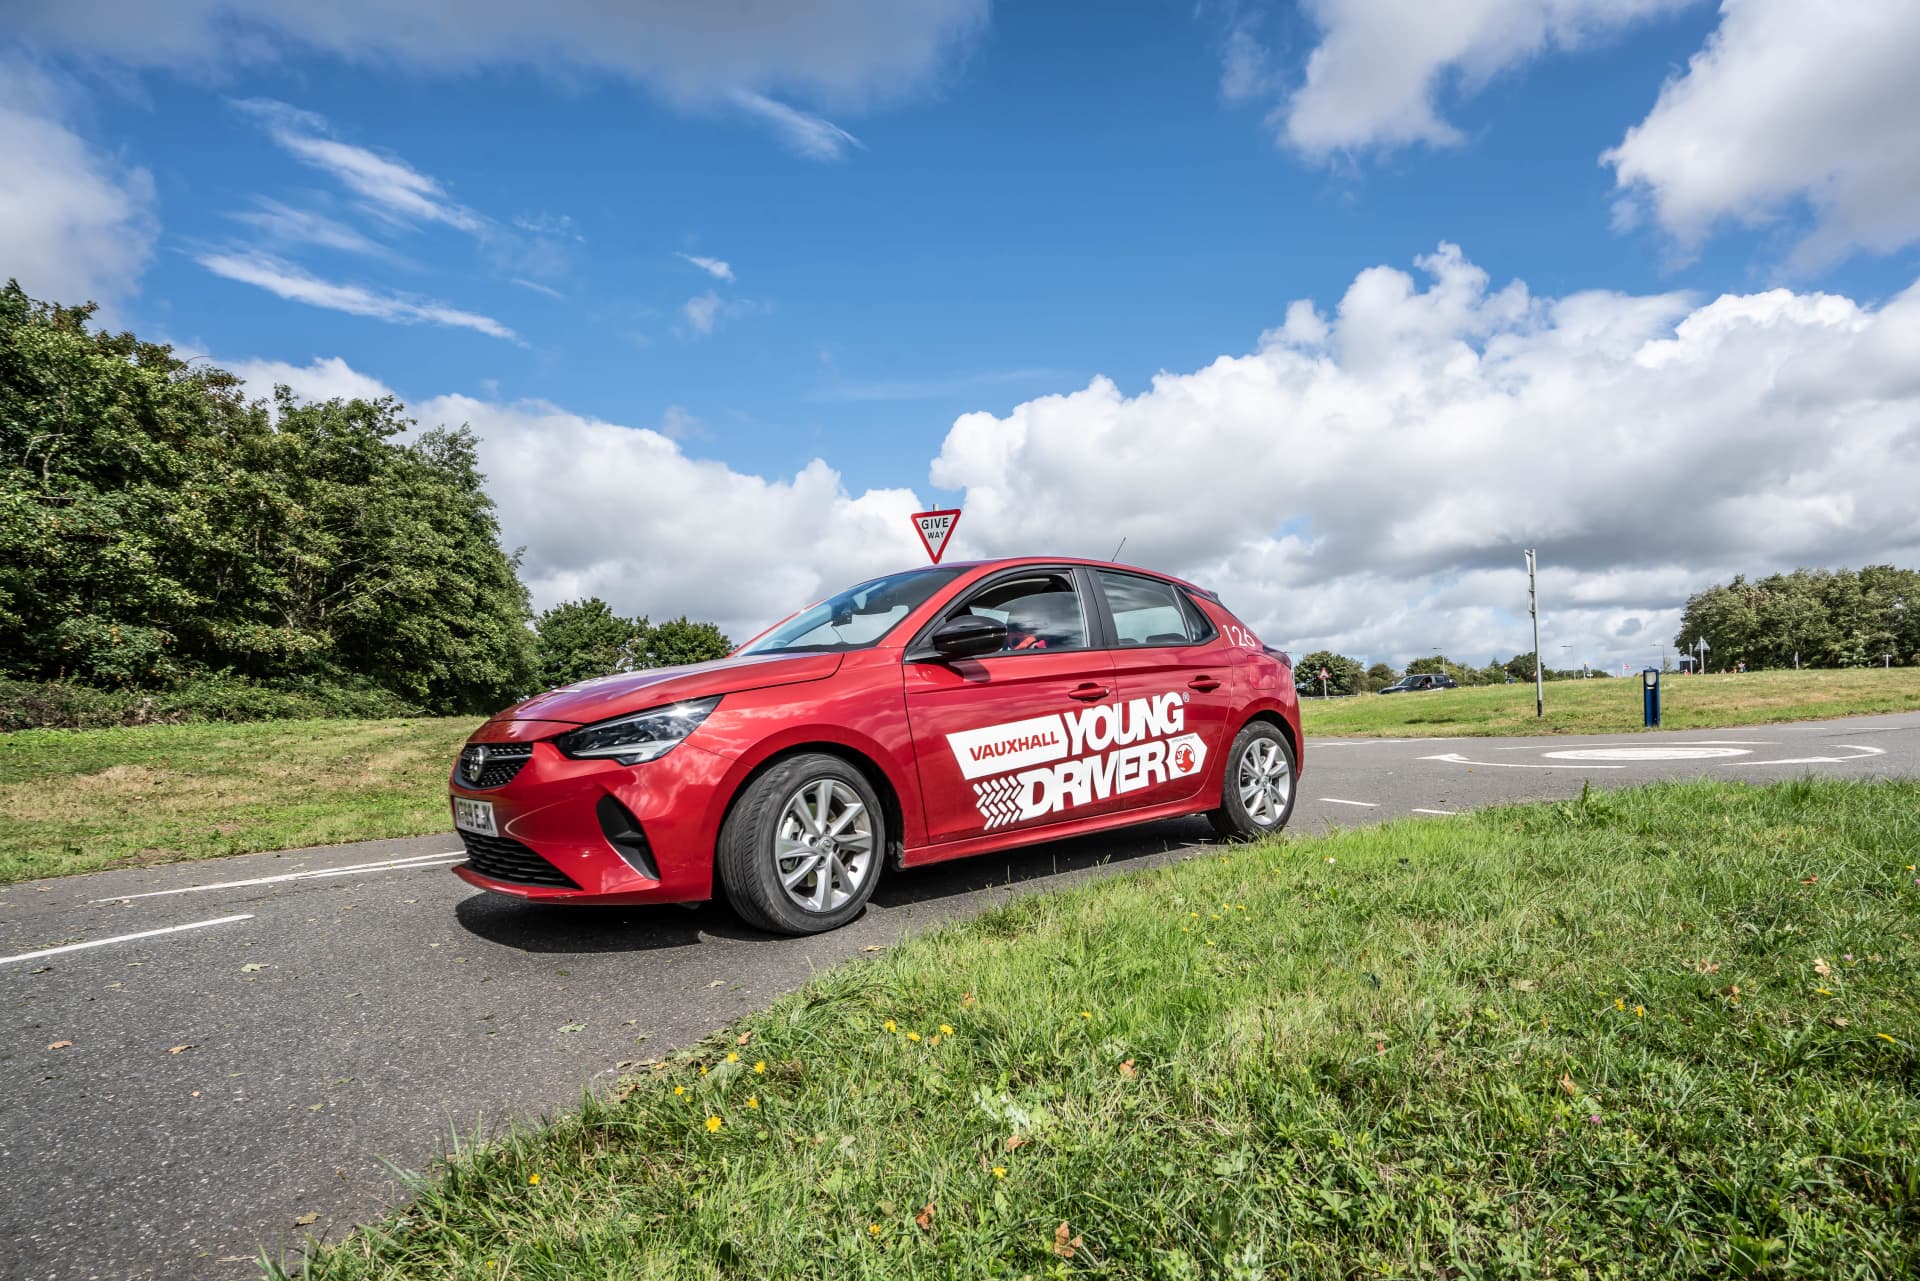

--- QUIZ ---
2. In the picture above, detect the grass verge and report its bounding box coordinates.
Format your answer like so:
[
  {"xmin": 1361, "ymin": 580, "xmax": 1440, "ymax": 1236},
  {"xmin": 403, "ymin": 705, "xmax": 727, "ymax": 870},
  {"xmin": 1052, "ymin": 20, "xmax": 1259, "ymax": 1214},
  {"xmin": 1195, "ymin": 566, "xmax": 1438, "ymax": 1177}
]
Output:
[
  {"xmin": 1301, "ymin": 667, "xmax": 1920, "ymax": 737},
  {"xmin": 288, "ymin": 780, "xmax": 1920, "ymax": 1280},
  {"xmin": 0, "ymin": 717, "xmax": 475, "ymax": 884}
]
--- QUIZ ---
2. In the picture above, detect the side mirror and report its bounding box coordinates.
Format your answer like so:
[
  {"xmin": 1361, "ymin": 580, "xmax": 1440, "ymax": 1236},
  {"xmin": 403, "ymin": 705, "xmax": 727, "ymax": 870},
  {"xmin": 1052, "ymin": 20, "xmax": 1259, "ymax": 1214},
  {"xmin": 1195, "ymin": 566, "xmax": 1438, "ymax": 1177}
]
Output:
[{"xmin": 929, "ymin": 615, "xmax": 1007, "ymax": 659}]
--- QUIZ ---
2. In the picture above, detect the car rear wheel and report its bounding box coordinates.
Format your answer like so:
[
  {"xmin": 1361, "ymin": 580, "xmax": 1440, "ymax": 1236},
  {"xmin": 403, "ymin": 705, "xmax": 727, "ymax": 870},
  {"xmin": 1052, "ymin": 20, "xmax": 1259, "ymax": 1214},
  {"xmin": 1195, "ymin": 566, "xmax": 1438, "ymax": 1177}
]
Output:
[
  {"xmin": 716, "ymin": 753, "xmax": 884, "ymax": 935},
  {"xmin": 1207, "ymin": 722, "xmax": 1296, "ymax": 841}
]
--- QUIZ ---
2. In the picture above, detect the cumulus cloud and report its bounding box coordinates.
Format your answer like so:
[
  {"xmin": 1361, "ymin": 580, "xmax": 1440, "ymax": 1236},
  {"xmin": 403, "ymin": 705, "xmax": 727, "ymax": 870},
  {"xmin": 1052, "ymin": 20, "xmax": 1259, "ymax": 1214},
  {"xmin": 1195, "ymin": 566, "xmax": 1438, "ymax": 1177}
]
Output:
[
  {"xmin": 677, "ymin": 252, "xmax": 735, "ymax": 282},
  {"xmin": 0, "ymin": 60, "xmax": 157, "ymax": 314},
  {"xmin": 1605, "ymin": 0, "xmax": 1920, "ymax": 267},
  {"xmin": 1252, "ymin": 0, "xmax": 1684, "ymax": 156},
  {"xmin": 224, "ymin": 355, "xmax": 400, "ymax": 406},
  {"xmin": 13, "ymin": 1, "xmax": 985, "ymax": 110},
  {"xmin": 929, "ymin": 244, "xmax": 1920, "ymax": 666},
  {"xmin": 226, "ymin": 245, "xmax": 1920, "ymax": 667},
  {"xmin": 196, "ymin": 250, "xmax": 516, "ymax": 339}
]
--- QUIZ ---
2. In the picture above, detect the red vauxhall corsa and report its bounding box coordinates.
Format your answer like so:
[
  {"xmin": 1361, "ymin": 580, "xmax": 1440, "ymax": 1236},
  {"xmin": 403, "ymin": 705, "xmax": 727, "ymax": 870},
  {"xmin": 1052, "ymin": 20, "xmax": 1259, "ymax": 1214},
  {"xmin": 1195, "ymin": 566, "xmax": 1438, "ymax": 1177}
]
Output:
[{"xmin": 450, "ymin": 558, "xmax": 1301, "ymax": 935}]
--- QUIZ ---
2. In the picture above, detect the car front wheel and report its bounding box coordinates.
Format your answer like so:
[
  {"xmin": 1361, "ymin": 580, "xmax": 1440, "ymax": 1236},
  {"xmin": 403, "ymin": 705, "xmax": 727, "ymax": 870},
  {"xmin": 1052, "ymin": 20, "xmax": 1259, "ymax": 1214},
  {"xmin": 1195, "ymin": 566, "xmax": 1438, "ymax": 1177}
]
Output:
[
  {"xmin": 716, "ymin": 753, "xmax": 884, "ymax": 935},
  {"xmin": 1207, "ymin": 721, "xmax": 1297, "ymax": 841}
]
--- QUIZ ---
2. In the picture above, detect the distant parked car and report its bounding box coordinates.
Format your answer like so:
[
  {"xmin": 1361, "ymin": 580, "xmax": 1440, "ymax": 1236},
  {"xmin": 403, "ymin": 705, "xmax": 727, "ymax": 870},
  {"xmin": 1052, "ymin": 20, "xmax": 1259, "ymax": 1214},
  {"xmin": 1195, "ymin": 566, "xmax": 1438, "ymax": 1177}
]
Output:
[{"xmin": 1379, "ymin": 673, "xmax": 1457, "ymax": 694}]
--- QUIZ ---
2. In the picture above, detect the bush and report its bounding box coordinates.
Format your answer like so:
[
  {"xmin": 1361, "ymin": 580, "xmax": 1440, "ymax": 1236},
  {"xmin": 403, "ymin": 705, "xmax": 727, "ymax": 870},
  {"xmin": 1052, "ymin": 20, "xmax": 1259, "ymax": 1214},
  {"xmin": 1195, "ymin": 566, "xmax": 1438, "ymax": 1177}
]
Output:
[{"xmin": 0, "ymin": 674, "xmax": 424, "ymax": 731}]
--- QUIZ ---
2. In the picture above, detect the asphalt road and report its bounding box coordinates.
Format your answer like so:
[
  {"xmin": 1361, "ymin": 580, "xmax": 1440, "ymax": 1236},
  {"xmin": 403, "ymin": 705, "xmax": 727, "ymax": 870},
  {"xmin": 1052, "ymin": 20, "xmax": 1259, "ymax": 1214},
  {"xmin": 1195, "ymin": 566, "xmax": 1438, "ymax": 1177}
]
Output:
[{"xmin": 4, "ymin": 711, "xmax": 1918, "ymax": 1280}]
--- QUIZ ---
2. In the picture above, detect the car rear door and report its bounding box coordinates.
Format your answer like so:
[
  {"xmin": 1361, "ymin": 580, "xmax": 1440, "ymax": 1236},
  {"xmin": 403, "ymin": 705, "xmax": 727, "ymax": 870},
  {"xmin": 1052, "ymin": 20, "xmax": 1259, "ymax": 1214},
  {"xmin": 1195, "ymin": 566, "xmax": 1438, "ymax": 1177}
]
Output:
[
  {"xmin": 903, "ymin": 567, "xmax": 1118, "ymax": 843},
  {"xmin": 1089, "ymin": 569, "xmax": 1239, "ymax": 809}
]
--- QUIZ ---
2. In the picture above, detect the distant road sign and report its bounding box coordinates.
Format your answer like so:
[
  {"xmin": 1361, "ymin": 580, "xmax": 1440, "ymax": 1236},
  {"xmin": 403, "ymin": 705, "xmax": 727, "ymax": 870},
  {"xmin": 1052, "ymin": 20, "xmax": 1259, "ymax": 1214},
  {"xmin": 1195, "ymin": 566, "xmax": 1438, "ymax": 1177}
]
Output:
[{"xmin": 911, "ymin": 508, "xmax": 962, "ymax": 564}]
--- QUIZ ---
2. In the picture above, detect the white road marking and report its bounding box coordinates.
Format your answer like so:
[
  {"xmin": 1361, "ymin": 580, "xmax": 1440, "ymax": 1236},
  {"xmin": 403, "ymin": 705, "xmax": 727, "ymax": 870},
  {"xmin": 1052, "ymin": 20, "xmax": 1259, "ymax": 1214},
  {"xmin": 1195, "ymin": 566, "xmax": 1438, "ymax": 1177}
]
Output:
[
  {"xmin": 89, "ymin": 852, "xmax": 463, "ymax": 904},
  {"xmin": 1411, "ymin": 808, "xmax": 1457, "ymax": 816},
  {"xmin": 1318, "ymin": 797, "xmax": 1379, "ymax": 807},
  {"xmin": 1310, "ymin": 737, "xmax": 1457, "ymax": 746},
  {"xmin": 1729, "ymin": 745, "xmax": 1888, "ymax": 766},
  {"xmin": 1544, "ymin": 746, "xmax": 1751, "ymax": 761},
  {"xmin": 1420, "ymin": 753, "xmax": 1624, "ymax": 770},
  {"xmin": 0, "ymin": 914, "xmax": 254, "ymax": 967}
]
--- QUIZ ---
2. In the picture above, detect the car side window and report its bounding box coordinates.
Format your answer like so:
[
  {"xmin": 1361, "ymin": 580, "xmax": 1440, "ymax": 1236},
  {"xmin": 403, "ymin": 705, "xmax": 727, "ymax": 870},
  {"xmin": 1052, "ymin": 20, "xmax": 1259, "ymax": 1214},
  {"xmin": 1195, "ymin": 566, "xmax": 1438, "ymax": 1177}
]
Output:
[
  {"xmin": 948, "ymin": 572, "xmax": 1088, "ymax": 654},
  {"xmin": 1096, "ymin": 570, "xmax": 1203, "ymax": 647}
]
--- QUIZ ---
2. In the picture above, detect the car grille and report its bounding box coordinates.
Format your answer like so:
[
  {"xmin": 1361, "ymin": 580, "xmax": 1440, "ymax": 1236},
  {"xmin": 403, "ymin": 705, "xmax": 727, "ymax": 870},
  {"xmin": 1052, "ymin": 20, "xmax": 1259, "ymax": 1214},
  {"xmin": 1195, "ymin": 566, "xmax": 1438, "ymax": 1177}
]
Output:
[
  {"xmin": 459, "ymin": 831, "xmax": 581, "ymax": 889},
  {"xmin": 455, "ymin": 742, "xmax": 534, "ymax": 789}
]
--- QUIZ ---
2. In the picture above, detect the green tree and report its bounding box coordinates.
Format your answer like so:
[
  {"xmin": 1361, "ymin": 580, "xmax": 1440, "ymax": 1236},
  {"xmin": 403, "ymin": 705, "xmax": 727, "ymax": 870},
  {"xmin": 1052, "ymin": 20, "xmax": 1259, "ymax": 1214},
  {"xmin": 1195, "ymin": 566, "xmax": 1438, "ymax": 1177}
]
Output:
[
  {"xmin": 1365, "ymin": 662, "xmax": 1396, "ymax": 692},
  {"xmin": 0, "ymin": 281, "xmax": 533, "ymax": 712},
  {"xmin": 645, "ymin": 616, "xmax": 733, "ymax": 668},
  {"xmin": 534, "ymin": 598, "xmax": 645, "ymax": 689}
]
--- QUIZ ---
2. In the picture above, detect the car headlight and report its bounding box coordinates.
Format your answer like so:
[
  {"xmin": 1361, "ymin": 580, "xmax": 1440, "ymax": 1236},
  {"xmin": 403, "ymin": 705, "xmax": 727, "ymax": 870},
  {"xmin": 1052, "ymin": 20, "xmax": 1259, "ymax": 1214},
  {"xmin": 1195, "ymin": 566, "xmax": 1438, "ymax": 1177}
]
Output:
[{"xmin": 553, "ymin": 696, "xmax": 721, "ymax": 765}]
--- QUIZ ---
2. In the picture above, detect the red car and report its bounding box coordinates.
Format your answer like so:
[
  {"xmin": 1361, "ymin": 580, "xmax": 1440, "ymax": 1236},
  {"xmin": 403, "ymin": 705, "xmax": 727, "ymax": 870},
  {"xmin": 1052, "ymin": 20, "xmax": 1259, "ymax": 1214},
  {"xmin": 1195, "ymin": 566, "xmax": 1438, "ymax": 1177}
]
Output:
[{"xmin": 450, "ymin": 558, "xmax": 1301, "ymax": 935}]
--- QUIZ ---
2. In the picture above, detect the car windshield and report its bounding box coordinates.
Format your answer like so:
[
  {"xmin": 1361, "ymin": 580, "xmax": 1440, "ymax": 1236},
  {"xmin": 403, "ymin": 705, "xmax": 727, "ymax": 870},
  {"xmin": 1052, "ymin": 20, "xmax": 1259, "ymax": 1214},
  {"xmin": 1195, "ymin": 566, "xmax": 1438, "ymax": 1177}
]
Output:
[{"xmin": 737, "ymin": 567, "xmax": 964, "ymax": 656}]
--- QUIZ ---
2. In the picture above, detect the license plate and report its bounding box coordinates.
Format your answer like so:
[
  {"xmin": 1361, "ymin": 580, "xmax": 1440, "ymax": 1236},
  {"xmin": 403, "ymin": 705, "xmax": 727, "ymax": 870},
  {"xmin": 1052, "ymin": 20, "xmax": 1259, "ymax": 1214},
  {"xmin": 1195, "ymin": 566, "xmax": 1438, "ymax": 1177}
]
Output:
[{"xmin": 453, "ymin": 797, "xmax": 497, "ymax": 837}]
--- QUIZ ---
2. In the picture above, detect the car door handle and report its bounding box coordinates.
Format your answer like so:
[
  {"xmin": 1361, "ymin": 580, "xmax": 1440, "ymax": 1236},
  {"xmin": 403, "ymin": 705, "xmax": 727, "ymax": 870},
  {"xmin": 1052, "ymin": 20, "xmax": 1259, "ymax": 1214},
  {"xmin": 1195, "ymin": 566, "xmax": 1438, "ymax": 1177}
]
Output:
[
  {"xmin": 1188, "ymin": 676, "xmax": 1221, "ymax": 692},
  {"xmin": 1067, "ymin": 683, "xmax": 1108, "ymax": 702}
]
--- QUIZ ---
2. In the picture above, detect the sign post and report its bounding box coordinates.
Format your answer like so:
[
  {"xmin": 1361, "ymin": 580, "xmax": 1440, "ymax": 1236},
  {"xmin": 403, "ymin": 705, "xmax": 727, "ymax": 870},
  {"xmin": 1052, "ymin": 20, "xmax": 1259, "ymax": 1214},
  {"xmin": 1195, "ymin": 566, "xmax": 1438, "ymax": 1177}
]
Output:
[
  {"xmin": 910, "ymin": 509, "xmax": 962, "ymax": 564},
  {"xmin": 1319, "ymin": 665, "xmax": 1330, "ymax": 699}
]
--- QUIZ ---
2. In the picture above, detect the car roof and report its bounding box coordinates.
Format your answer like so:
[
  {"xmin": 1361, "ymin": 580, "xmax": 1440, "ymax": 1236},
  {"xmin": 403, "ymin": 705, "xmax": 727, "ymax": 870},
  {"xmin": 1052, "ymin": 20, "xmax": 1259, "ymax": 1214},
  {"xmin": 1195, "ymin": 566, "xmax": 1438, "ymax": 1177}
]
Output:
[{"xmin": 935, "ymin": 556, "xmax": 1218, "ymax": 600}]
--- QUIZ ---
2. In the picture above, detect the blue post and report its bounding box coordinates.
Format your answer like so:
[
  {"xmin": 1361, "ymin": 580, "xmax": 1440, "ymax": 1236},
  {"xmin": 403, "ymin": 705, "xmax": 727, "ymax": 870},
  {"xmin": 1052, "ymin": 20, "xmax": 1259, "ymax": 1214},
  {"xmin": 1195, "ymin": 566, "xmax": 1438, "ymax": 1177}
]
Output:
[{"xmin": 1642, "ymin": 667, "xmax": 1661, "ymax": 728}]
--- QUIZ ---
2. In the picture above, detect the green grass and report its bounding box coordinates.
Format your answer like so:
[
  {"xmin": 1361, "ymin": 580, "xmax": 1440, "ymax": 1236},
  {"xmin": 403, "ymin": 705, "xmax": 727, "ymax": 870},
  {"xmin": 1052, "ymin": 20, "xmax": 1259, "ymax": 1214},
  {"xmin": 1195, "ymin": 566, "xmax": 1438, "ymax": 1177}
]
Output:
[
  {"xmin": 286, "ymin": 780, "xmax": 1920, "ymax": 1280},
  {"xmin": 1302, "ymin": 667, "xmax": 1920, "ymax": 737},
  {"xmin": 0, "ymin": 717, "xmax": 477, "ymax": 884}
]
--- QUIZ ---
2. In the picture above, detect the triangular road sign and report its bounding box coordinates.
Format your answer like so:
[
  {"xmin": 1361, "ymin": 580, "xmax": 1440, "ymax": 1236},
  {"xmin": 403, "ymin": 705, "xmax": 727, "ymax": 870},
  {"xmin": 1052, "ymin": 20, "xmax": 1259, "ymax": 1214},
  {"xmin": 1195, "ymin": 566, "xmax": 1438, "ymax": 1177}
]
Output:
[{"xmin": 911, "ymin": 508, "xmax": 962, "ymax": 564}]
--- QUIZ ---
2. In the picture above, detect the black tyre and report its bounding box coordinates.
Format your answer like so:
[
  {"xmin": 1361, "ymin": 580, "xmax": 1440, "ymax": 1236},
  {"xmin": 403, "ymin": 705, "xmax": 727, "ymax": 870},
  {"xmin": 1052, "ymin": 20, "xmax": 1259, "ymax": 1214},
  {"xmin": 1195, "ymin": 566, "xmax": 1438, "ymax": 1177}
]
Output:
[
  {"xmin": 1206, "ymin": 721, "xmax": 1297, "ymax": 841},
  {"xmin": 716, "ymin": 753, "xmax": 884, "ymax": 935}
]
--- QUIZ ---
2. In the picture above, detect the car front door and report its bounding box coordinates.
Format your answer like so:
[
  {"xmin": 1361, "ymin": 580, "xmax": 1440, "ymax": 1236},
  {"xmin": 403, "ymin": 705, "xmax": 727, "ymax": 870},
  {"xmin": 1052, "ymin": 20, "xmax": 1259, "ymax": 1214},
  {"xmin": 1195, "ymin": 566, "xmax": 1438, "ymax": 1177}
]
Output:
[
  {"xmin": 903, "ymin": 568, "xmax": 1118, "ymax": 843},
  {"xmin": 1091, "ymin": 569, "xmax": 1240, "ymax": 809}
]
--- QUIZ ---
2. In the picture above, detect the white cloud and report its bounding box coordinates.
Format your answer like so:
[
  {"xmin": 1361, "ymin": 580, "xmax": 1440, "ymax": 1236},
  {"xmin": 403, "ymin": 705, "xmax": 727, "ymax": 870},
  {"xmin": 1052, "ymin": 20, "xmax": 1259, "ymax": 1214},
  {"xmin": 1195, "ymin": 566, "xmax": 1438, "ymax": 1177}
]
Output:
[
  {"xmin": 681, "ymin": 291, "xmax": 723, "ymax": 335},
  {"xmin": 0, "ymin": 60, "xmax": 156, "ymax": 314},
  {"xmin": 677, "ymin": 252, "xmax": 735, "ymax": 282},
  {"xmin": 1260, "ymin": 0, "xmax": 1685, "ymax": 156},
  {"xmin": 223, "ymin": 245, "xmax": 1920, "ymax": 667},
  {"xmin": 509, "ymin": 277, "xmax": 565, "ymax": 300},
  {"xmin": 15, "ymin": 1, "xmax": 985, "ymax": 109},
  {"xmin": 224, "ymin": 355, "xmax": 399, "ymax": 406},
  {"xmin": 928, "ymin": 243, "xmax": 1920, "ymax": 666},
  {"xmin": 235, "ymin": 99, "xmax": 485, "ymax": 233},
  {"xmin": 1604, "ymin": 0, "xmax": 1920, "ymax": 267},
  {"xmin": 226, "ymin": 195, "xmax": 399, "ymax": 259},
  {"xmin": 727, "ymin": 90, "xmax": 864, "ymax": 160},
  {"xmin": 196, "ymin": 250, "xmax": 516, "ymax": 339}
]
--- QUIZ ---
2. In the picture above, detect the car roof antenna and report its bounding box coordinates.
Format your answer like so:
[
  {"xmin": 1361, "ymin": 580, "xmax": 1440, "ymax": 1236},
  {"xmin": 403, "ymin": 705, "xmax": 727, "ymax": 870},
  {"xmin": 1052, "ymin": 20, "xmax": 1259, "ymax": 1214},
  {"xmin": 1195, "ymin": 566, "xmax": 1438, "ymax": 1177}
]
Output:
[{"xmin": 1110, "ymin": 536, "xmax": 1126, "ymax": 561}]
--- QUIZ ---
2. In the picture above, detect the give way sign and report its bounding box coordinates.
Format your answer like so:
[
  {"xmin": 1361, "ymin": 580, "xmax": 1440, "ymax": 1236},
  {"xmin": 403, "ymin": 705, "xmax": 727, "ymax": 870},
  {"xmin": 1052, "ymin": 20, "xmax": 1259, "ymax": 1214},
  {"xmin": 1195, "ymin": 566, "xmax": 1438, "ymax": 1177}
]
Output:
[{"xmin": 910, "ymin": 509, "xmax": 962, "ymax": 564}]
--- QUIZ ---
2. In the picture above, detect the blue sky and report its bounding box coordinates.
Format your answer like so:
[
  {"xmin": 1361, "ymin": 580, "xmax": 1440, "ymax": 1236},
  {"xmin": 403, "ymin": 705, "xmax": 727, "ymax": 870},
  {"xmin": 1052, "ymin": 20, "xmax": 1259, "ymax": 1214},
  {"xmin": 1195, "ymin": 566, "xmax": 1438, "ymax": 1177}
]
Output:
[{"xmin": 9, "ymin": 1, "xmax": 1920, "ymax": 664}]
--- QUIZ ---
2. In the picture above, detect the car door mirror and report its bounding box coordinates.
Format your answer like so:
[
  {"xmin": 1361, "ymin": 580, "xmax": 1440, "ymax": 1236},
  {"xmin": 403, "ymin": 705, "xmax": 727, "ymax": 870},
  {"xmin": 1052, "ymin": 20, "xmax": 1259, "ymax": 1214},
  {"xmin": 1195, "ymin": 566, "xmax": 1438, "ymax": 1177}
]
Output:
[{"xmin": 928, "ymin": 615, "xmax": 1007, "ymax": 659}]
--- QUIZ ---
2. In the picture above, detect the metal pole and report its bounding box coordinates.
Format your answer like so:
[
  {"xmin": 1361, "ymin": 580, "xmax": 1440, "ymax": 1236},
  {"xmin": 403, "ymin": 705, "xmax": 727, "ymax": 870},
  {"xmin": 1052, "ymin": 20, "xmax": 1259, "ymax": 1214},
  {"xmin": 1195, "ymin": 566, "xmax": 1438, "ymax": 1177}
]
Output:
[{"xmin": 1526, "ymin": 549, "xmax": 1543, "ymax": 718}]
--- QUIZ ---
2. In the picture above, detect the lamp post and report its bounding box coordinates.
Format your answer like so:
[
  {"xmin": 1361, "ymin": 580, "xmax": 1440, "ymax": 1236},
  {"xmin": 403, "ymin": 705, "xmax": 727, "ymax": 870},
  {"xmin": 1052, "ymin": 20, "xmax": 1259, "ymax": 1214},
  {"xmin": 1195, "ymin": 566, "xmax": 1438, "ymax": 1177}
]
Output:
[{"xmin": 1525, "ymin": 549, "xmax": 1543, "ymax": 718}]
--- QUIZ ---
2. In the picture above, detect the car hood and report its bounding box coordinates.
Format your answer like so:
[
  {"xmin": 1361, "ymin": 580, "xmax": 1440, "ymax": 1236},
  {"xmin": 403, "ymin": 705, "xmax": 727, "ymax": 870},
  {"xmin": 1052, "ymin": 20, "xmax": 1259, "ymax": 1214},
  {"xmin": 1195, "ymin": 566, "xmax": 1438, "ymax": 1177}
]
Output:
[{"xmin": 492, "ymin": 652, "xmax": 844, "ymax": 725}]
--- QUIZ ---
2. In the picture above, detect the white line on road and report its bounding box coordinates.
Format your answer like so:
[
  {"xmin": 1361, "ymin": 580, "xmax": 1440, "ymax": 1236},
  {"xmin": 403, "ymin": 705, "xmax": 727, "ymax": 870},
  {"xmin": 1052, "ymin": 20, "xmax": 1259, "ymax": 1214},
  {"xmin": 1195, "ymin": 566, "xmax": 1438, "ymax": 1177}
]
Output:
[
  {"xmin": 1411, "ymin": 808, "xmax": 1457, "ymax": 816},
  {"xmin": 0, "ymin": 914, "xmax": 254, "ymax": 967},
  {"xmin": 1420, "ymin": 752, "xmax": 1625, "ymax": 770},
  {"xmin": 1729, "ymin": 744, "xmax": 1888, "ymax": 766},
  {"xmin": 89, "ymin": 852, "xmax": 464, "ymax": 904},
  {"xmin": 1318, "ymin": 797, "xmax": 1380, "ymax": 807}
]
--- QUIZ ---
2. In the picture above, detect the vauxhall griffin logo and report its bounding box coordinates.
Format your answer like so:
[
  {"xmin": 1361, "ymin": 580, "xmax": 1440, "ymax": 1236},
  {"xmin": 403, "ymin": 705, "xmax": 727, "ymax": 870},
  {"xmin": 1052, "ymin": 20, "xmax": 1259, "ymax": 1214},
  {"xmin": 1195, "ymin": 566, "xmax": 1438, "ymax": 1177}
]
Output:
[{"xmin": 464, "ymin": 744, "xmax": 489, "ymax": 785}]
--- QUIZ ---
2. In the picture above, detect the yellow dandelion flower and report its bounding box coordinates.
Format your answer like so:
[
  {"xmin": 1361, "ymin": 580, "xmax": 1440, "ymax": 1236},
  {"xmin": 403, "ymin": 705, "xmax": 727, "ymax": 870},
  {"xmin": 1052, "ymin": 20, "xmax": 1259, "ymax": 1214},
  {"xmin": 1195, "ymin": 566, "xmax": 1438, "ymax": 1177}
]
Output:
[
  {"xmin": 940, "ymin": 1024, "xmax": 954, "ymax": 1036},
  {"xmin": 906, "ymin": 1031, "xmax": 921, "ymax": 1042},
  {"xmin": 705, "ymin": 1115, "xmax": 722, "ymax": 1132},
  {"xmin": 698, "ymin": 1065, "xmax": 708, "ymax": 1076},
  {"xmin": 868, "ymin": 1223, "xmax": 881, "ymax": 1237},
  {"xmin": 1634, "ymin": 1005, "xmax": 1645, "ymax": 1018},
  {"xmin": 747, "ymin": 1096, "xmax": 759, "ymax": 1109},
  {"xmin": 726, "ymin": 1052, "xmax": 739, "ymax": 1063},
  {"xmin": 673, "ymin": 1085, "xmax": 686, "ymax": 1096},
  {"xmin": 1614, "ymin": 998, "xmax": 1626, "ymax": 1012},
  {"xmin": 992, "ymin": 1166, "xmax": 1007, "ymax": 1178},
  {"xmin": 882, "ymin": 1019, "xmax": 896, "ymax": 1034},
  {"xmin": 528, "ymin": 1174, "xmax": 541, "ymax": 1186},
  {"xmin": 1188, "ymin": 911, "xmax": 1199, "ymax": 918},
  {"xmin": 754, "ymin": 1060, "xmax": 767, "ymax": 1074},
  {"xmin": 1205, "ymin": 938, "xmax": 1216, "ymax": 947},
  {"xmin": 1079, "ymin": 1010, "xmax": 1092, "ymax": 1020}
]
